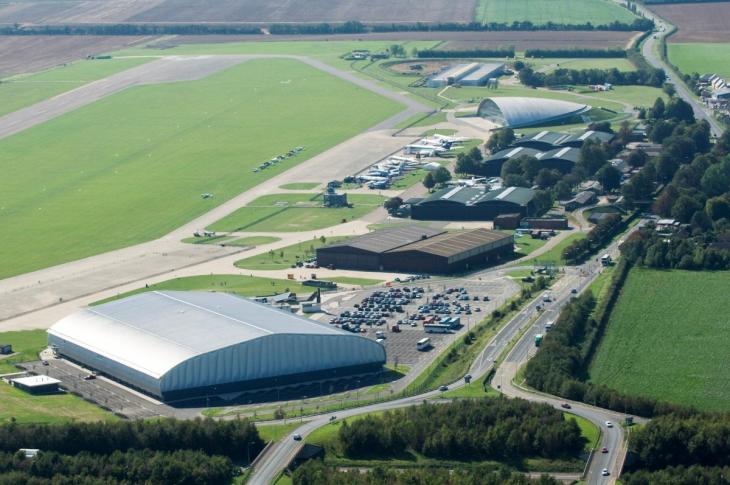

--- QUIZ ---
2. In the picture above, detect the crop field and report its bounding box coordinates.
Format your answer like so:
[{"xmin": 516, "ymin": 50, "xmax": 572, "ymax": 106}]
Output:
[
  {"xmin": 207, "ymin": 193, "xmax": 385, "ymax": 233},
  {"xmin": 0, "ymin": 58, "xmax": 401, "ymax": 279},
  {"xmin": 538, "ymin": 58, "xmax": 637, "ymax": 72},
  {"xmin": 651, "ymin": 2, "xmax": 730, "ymax": 43},
  {"xmin": 0, "ymin": 57, "xmax": 151, "ymax": 117},
  {"xmin": 590, "ymin": 269, "xmax": 730, "ymax": 411},
  {"xmin": 95, "ymin": 274, "xmax": 309, "ymax": 305},
  {"xmin": 668, "ymin": 43, "xmax": 730, "ymax": 79},
  {"xmin": 474, "ymin": 0, "xmax": 637, "ymax": 25},
  {"xmin": 129, "ymin": 0, "xmax": 476, "ymax": 23},
  {"xmin": 440, "ymin": 31, "xmax": 638, "ymax": 51},
  {"xmin": 0, "ymin": 36, "xmax": 149, "ymax": 78}
]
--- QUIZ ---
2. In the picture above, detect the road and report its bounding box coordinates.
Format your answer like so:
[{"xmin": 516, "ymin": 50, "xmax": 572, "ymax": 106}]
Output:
[
  {"xmin": 635, "ymin": 3, "xmax": 724, "ymax": 137},
  {"xmin": 247, "ymin": 224, "xmax": 643, "ymax": 485}
]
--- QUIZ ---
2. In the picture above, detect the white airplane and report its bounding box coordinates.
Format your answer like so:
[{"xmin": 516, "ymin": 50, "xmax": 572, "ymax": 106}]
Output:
[
  {"xmin": 432, "ymin": 133, "xmax": 468, "ymax": 144},
  {"xmin": 404, "ymin": 144, "xmax": 447, "ymax": 156}
]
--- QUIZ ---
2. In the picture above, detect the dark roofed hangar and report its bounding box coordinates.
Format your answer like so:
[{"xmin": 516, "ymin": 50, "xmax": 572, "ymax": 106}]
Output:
[
  {"xmin": 411, "ymin": 186, "xmax": 536, "ymax": 221},
  {"xmin": 317, "ymin": 226, "xmax": 514, "ymax": 274}
]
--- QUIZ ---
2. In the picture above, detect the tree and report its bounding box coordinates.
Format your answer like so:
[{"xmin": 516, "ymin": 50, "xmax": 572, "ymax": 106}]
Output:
[
  {"xmin": 701, "ymin": 158, "xmax": 730, "ymax": 196},
  {"xmin": 595, "ymin": 164, "xmax": 621, "ymax": 191},
  {"xmin": 533, "ymin": 190, "xmax": 553, "ymax": 215},
  {"xmin": 706, "ymin": 196, "xmax": 730, "ymax": 221},
  {"xmin": 665, "ymin": 97, "xmax": 695, "ymax": 123},
  {"xmin": 554, "ymin": 180, "xmax": 573, "ymax": 200},
  {"xmin": 432, "ymin": 166, "xmax": 452, "ymax": 184},
  {"xmin": 518, "ymin": 155, "xmax": 540, "ymax": 183},
  {"xmin": 649, "ymin": 119, "xmax": 674, "ymax": 143},
  {"xmin": 651, "ymin": 97, "xmax": 665, "ymax": 119},
  {"xmin": 389, "ymin": 44, "xmax": 405, "ymax": 57},
  {"xmin": 503, "ymin": 174, "xmax": 529, "ymax": 187},
  {"xmin": 712, "ymin": 129, "xmax": 730, "ymax": 157},
  {"xmin": 578, "ymin": 140, "xmax": 608, "ymax": 175},
  {"xmin": 501, "ymin": 158, "xmax": 523, "ymax": 179},
  {"xmin": 616, "ymin": 120, "xmax": 633, "ymax": 146},
  {"xmin": 662, "ymin": 82, "xmax": 676, "ymax": 97},
  {"xmin": 468, "ymin": 146, "xmax": 483, "ymax": 162},
  {"xmin": 626, "ymin": 149, "xmax": 648, "ymax": 168},
  {"xmin": 535, "ymin": 168, "xmax": 560, "ymax": 188},
  {"xmin": 383, "ymin": 197, "xmax": 403, "ymax": 213},
  {"xmin": 455, "ymin": 152, "xmax": 476, "ymax": 174},
  {"xmin": 671, "ymin": 195, "xmax": 702, "ymax": 223},
  {"xmin": 652, "ymin": 185, "xmax": 678, "ymax": 217},
  {"xmin": 422, "ymin": 172, "xmax": 435, "ymax": 190},
  {"xmin": 486, "ymin": 128, "xmax": 515, "ymax": 153}
]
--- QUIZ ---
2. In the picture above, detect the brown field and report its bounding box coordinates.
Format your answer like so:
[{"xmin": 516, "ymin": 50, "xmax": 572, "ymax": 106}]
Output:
[
  {"xmin": 129, "ymin": 0, "xmax": 475, "ymax": 23},
  {"xmin": 651, "ymin": 2, "xmax": 730, "ymax": 42},
  {"xmin": 0, "ymin": 36, "xmax": 150, "ymax": 77},
  {"xmin": 442, "ymin": 30, "xmax": 639, "ymax": 50},
  {"xmin": 0, "ymin": 0, "xmax": 164, "ymax": 23}
]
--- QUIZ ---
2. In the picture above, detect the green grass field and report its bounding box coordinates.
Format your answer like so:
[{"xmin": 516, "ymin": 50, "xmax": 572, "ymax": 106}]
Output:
[
  {"xmin": 0, "ymin": 58, "xmax": 402, "ymax": 279},
  {"xmin": 524, "ymin": 232, "xmax": 586, "ymax": 266},
  {"xmin": 279, "ymin": 183, "xmax": 320, "ymax": 190},
  {"xmin": 590, "ymin": 269, "xmax": 730, "ymax": 411},
  {"xmin": 0, "ymin": 382, "xmax": 117, "ymax": 424},
  {"xmin": 566, "ymin": 414, "xmax": 600, "ymax": 451},
  {"xmin": 512, "ymin": 233, "xmax": 549, "ymax": 259},
  {"xmin": 0, "ymin": 58, "xmax": 151, "ymax": 117},
  {"xmin": 0, "ymin": 330, "xmax": 47, "ymax": 374},
  {"xmin": 235, "ymin": 236, "xmax": 349, "ymax": 270},
  {"xmin": 207, "ymin": 193, "xmax": 385, "ymax": 233},
  {"xmin": 538, "ymin": 58, "xmax": 637, "ymax": 73},
  {"xmin": 474, "ymin": 0, "xmax": 637, "ymax": 25},
  {"xmin": 668, "ymin": 42, "xmax": 730, "ymax": 79},
  {"xmin": 257, "ymin": 422, "xmax": 302, "ymax": 443},
  {"xmin": 322, "ymin": 277, "xmax": 384, "ymax": 286},
  {"xmin": 94, "ymin": 274, "xmax": 309, "ymax": 305}
]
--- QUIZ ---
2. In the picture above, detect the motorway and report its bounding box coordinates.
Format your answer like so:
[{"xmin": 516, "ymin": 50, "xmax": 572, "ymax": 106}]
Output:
[
  {"xmin": 634, "ymin": 2, "xmax": 724, "ymax": 137},
  {"xmin": 247, "ymin": 224, "xmax": 643, "ymax": 485}
]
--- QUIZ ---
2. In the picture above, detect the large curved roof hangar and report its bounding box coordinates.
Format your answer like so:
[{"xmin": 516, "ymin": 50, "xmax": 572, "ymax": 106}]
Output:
[{"xmin": 477, "ymin": 97, "xmax": 590, "ymax": 128}]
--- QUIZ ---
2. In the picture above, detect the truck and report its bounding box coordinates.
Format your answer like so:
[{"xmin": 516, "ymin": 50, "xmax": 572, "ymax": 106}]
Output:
[
  {"xmin": 545, "ymin": 321, "xmax": 554, "ymax": 332},
  {"xmin": 535, "ymin": 334, "xmax": 543, "ymax": 347},
  {"xmin": 601, "ymin": 254, "xmax": 612, "ymax": 266}
]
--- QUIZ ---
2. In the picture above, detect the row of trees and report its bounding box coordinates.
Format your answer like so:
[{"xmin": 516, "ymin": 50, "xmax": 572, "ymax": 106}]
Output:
[
  {"xmin": 292, "ymin": 461, "xmax": 563, "ymax": 485},
  {"xmin": 417, "ymin": 48, "xmax": 514, "ymax": 58},
  {"xmin": 519, "ymin": 66, "xmax": 665, "ymax": 89},
  {"xmin": 422, "ymin": 166, "xmax": 452, "ymax": 189},
  {"xmin": 524, "ymin": 287, "xmax": 688, "ymax": 417},
  {"xmin": 0, "ymin": 24, "xmax": 262, "ymax": 35},
  {"xmin": 337, "ymin": 399, "xmax": 585, "ymax": 460},
  {"xmin": 561, "ymin": 213, "xmax": 625, "ymax": 264},
  {"xmin": 0, "ymin": 418, "xmax": 263, "ymax": 463},
  {"xmin": 0, "ymin": 449, "xmax": 233, "ymax": 485},
  {"xmin": 524, "ymin": 48, "xmax": 626, "ymax": 58},
  {"xmin": 623, "ymin": 466, "xmax": 730, "ymax": 485},
  {"xmin": 368, "ymin": 18, "xmax": 654, "ymax": 32}
]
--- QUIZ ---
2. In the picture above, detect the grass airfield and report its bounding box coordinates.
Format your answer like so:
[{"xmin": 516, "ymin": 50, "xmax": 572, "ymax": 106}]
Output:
[{"xmin": 0, "ymin": 57, "xmax": 401, "ymax": 279}]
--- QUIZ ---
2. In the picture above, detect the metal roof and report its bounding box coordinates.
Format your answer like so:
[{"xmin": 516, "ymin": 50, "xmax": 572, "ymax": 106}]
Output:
[
  {"xmin": 48, "ymin": 291, "xmax": 346, "ymax": 378},
  {"xmin": 477, "ymin": 97, "xmax": 590, "ymax": 128},
  {"xmin": 461, "ymin": 63, "xmax": 504, "ymax": 82},
  {"xmin": 485, "ymin": 146, "xmax": 542, "ymax": 162},
  {"xmin": 386, "ymin": 228, "xmax": 512, "ymax": 257},
  {"xmin": 12, "ymin": 375, "xmax": 61, "ymax": 387},
  {"xmin": 559, "ymin": 130, "xmax": 615, "ymax": 145},
  {"xmin": 536, "ymin": 146, "xmax": 581, "ymax": 163},
  {"xmin": 515, "ymin": 130, "xmax": 572, "ymax": 146},
  {"xmin": 321, "ymin": 225, "xmax": 444, "ymax": 254},
  {"xmin": 420, "ymin": 186, "xmax": 535, "ymax": 207}
]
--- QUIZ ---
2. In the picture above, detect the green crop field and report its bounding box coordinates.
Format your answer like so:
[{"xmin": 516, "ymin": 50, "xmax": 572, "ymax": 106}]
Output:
[
  {"xmin": 0, "ymin": 58, "xmax": 402, "ymax": 279},
  {"xmin": 95, "ymin": 274, "xmax": 310, "ymax": 305},
  {"xmin": 235, "ymin": 236, "xmax": 349, "ymax": 270},
  {"xmin": 0, "ymin": 382, "xmax": 117, "ymax": 425},
  {"xmin": 474, "ymin": 0, "xmax": 637, "ymax": 25},
  {"xmin": 538, "ymin": 58, "xmax": 637, "ymax": 73},
  {"xmin": 0, "ymin": 58, "xmax": 150, "ymax": 117},
  {"xmin": 590, "ymin": 269, "xmax": 730, "ymax": 411},
  {"xmin": 207, "ymin": 193, "xmax": 385, "ymax": 233},
  {"xmin": 668, "ymin": 43, "xmax": 730, "ymax": 79}
]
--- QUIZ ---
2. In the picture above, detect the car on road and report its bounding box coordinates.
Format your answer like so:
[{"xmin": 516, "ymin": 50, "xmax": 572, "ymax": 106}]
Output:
[
  {"xmin": 605, "ymin": 421, "xmax": 613, "ymax": 428},
  {"xmin": 438, "ymin": 385, "xmax": 448, "ymax": 392},
  {"xmin": 561, "ymin": 403, "xmax": 571, "ymax": 409},
  {"xmin": 41, "ymin": 360, "xmax": 49, "ymax": 366},
  {"xmin": 83, "ymin": 374, "xmax": 96, "ymax": 381},
  {"xmin": 292, "ymin": 434, "xmax": 302, "ymax": 441},
  {"xmin": 601, "ymin": 447, "xmax": 609, "ymax": 453},
  {"xmin": 571, "ymin": 288, "xmax": 578, "ymax": 294},
  {"xmin": 602, "ymin": 468, "xmax": 610, "ymax": 476}
]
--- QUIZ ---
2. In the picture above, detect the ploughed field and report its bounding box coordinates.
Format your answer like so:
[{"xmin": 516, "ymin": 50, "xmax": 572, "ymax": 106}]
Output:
[
  {"xmin": 650, "ymin": 2, "xmax": 730, "ymax": 42},
  {"xmin": 589, "ymin": 268, "xmax": 730, "ymax": 412},
  {"xmin": 0, "ymin": 58, "xmax": 401, "ymax": 279}
]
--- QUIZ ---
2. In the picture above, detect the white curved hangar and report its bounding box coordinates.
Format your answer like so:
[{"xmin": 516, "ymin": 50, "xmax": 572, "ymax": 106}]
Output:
[
  {"xmin": 47, "ymin": 291, "xmax": 386, "ymax": 402},
  {"xmin": 477, "ymin": 97, "xmax": 590, "ymax": 128}
]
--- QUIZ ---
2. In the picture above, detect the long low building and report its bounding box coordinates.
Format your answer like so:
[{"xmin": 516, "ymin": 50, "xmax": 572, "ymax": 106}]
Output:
[
  {"xmin": 316, "ymin": 226, "xmax": 514, "ymax": 274},
  {"xmin": 48, "ymin": 291, "xmax": 386, "ymax": 402},
  {"xmin": 411, "ymin": 186, "xmax": 536, "ymax": 221}
]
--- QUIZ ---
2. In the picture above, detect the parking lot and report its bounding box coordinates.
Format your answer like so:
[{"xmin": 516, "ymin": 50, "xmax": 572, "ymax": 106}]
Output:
[{"xmin": 320, "ymin": 276, "xmax": 517, "ymax": 368}]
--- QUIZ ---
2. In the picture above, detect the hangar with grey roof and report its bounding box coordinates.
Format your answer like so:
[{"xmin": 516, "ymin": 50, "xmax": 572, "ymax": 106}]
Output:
[
  {"xmin": 316, "ymin": 225, "xmax": 514, "ymax": 273},
  {"xmin": 411, "ymin": 186, "xmax": 536, "ymax": 221},
  {"xmin": 47, "ymin": 291, "xmax": 386, "ymax": 402},
  {"xmin": 477, "ymin": 97, "xmax": 590, "ymax": 128}
]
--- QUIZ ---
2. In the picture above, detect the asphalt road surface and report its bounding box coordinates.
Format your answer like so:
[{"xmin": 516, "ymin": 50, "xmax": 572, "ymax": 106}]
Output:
[
  {"xmin": 247, "ymin": 223, "xmax": 645, "ymax": 485},
  {"xmin": 635, "ymin": 3, "xmax": 724, "ymax": 137}
]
